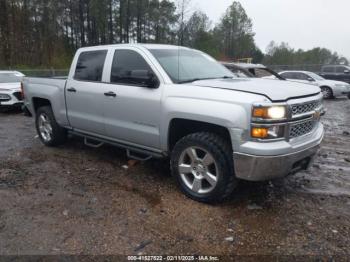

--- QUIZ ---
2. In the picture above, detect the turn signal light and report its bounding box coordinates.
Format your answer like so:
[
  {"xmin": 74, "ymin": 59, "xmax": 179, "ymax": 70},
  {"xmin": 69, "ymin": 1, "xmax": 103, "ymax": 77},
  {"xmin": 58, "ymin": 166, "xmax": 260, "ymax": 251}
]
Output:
[{"xmin": 251, "ymin": 127, "xmax": 269, "ymax": 138}]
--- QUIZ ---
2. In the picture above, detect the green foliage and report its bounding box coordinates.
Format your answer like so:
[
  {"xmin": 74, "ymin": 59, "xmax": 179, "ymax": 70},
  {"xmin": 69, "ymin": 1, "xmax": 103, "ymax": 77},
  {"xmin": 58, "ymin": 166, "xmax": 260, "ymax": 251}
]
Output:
[
  {"xmin": 0, "ymin": 0, "xmax": 346, "ymax": 68},
  {"xmin": 213, "ymin": 1, "xmax": 258, "ymax": 60},
  {"xmin": 263, "ymin": 41, "xmax": 348, "ymax": 65}
]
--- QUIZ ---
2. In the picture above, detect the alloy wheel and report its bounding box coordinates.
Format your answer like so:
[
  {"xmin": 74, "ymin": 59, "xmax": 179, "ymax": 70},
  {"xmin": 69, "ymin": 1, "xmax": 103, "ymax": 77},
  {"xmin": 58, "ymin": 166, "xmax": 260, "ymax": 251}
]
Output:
[
  {"xmin": 38, "ymin": 113, "xmax": 53, "ymax": 142},
  {"xmin": 178, "ymin": 146, "xmax": 219, "ymax": 194}
]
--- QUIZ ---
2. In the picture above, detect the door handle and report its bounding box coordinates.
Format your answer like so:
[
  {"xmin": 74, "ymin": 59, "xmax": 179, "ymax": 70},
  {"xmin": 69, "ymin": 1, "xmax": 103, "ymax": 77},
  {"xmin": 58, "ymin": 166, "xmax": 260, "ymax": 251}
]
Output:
[
  {"xmin": 67, "ymin": 87, "xmax": 77, "ymax": 93},
  {"xmin": 104, "ymin": 91, "xmax": 117, "ymax": 97}
]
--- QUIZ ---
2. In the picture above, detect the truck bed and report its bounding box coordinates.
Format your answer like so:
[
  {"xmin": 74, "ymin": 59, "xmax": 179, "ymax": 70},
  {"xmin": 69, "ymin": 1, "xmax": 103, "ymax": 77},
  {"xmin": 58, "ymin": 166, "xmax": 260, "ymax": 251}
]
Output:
[{"xmin": 23, "ymin": 76, "xmax": 69, "ymax": 126}]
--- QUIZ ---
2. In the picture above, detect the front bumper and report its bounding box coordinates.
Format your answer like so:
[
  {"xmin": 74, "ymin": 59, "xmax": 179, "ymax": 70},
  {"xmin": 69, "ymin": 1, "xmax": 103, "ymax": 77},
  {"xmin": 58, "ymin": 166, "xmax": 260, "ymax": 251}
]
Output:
[
  {"xmin": 233, "ymin": 124, "xmax": 324, "ymax": 181},
  {"xmin": 334, "ymin": 86, "xmax": 350, "ymax": 97},
  {"xmin": 0, "ymin": 91, "xmax": 23, "ymax": 107}
]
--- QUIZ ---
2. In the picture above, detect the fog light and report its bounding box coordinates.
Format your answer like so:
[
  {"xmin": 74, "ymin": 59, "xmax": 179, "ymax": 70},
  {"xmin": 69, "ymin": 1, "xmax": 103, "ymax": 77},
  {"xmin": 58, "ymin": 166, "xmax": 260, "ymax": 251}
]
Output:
[
  {"xmin": 252, "ymin": 125, "xmax": 285, "ymax": 139},
  {"xmin": 251, "ymin": 127, "xmax": 269, "ymax": 138}
]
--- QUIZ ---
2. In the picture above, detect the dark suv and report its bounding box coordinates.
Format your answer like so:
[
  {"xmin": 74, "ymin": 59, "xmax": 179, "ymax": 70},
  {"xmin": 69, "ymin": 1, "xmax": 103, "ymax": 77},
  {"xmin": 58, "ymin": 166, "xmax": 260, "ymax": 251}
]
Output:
[{"xmin": 320, "ymin": 65, "xmax": 350, "ymax": 84}]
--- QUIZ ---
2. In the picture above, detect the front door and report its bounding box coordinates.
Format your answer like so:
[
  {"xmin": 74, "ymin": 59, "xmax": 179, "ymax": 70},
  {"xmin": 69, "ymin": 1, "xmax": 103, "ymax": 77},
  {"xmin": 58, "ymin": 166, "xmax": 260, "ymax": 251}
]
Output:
[{"xmin": 103, "ymin": 48, "xmax": 162, "ymax": 150}]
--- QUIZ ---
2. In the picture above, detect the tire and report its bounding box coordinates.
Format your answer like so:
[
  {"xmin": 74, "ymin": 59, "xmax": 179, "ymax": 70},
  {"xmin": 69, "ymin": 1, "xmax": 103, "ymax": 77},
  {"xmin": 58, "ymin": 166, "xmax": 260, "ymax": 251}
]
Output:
[
  {"xmin": 171, "ymin": 132, "xmax": 237, "ymax": 203},
  {"xmin": 35, "ymin": 106, "xmax": 67, "ymax": 147},
  {"xmin": 321, "ymin": 86, "xmax": 333, "ymax": 99}
]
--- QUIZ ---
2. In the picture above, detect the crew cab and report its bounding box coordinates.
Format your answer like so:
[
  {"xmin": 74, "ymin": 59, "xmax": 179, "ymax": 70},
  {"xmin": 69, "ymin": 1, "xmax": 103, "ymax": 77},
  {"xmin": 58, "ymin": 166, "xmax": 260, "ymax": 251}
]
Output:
[
  {"xmin": 23, "ymin": 44, "xmax": 325, "ymax": 203},
  {"xmin": 0, "ymin": 71, "xmax": 25, "ymax": 110}
]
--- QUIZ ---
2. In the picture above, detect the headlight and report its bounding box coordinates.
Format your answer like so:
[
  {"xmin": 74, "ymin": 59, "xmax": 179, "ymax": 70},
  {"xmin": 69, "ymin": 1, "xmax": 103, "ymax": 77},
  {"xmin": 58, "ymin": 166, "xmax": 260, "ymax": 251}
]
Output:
[
  {"xmin": 0, "ymin": 94, "xmax": 11, "ymax": 101},
  {"xmin": 252, "ymin": 105, "xmax": 287, "ymax": 120}
]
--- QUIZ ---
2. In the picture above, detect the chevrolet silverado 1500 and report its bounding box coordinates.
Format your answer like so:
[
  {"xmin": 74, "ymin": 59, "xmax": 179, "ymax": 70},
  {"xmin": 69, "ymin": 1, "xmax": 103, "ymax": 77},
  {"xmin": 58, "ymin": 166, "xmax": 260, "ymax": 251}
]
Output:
[{"xmin": 23, "ymin": 44, "xmax": 325, "ymax": 203}]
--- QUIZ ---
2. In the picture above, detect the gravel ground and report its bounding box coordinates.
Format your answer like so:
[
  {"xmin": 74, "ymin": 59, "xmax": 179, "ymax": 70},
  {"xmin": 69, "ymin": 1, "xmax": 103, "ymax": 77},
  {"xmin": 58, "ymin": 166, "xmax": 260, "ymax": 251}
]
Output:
[{"xmin": 0, "ymin": 99, "xmax": 349, "ymax": 258}]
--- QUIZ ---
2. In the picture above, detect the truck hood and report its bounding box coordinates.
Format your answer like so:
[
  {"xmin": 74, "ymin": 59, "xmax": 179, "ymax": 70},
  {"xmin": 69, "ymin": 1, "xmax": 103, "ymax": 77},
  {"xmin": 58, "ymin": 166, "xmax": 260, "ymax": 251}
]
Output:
[
  {"xmin": 191, "ymin": 78, "xmax": 321, "ymax": 102},
  {"xmin": 0, "ymin": 82, "xmax": 21, "ymax": 91}
]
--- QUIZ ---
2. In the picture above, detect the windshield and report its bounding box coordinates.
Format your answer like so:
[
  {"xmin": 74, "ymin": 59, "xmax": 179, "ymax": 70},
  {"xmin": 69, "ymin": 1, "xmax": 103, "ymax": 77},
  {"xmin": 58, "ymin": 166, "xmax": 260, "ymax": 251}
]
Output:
[
  {"xmin": 149, "ymin": 49, "xmax": 234, "ymax": 83},
  {"xmin": 307, "ymin": 72, "xmax": 325, "ymax": 81},
  {"xmin": 0, "ymin": 73, "xmax": 23, "ymax": 83}
]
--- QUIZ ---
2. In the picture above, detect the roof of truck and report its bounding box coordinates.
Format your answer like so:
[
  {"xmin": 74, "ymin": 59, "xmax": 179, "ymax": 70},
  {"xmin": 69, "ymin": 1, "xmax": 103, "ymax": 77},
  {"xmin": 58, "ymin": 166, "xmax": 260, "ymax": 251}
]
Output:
[{"xmin": 78, "ymin": 43, "xmax": 191, "ymax": 51}]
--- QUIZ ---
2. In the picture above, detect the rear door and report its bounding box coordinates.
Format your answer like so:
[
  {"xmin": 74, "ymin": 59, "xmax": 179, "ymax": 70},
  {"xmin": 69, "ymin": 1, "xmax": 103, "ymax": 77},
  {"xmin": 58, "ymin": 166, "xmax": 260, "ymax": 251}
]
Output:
[
  {"xmin": 66, "ymin": 49, "xmax": 111, "ymax": 135},
  {"xmin": 103, "ymin": 48, "xmax": 163, "ymax": 149},
  {"xmin": 321, "ymin": 66, "xmax": 336, "ymax": 80},
  {"xmin": 336, "ymin": 66, "xmax": 350, "ymax": 83}
]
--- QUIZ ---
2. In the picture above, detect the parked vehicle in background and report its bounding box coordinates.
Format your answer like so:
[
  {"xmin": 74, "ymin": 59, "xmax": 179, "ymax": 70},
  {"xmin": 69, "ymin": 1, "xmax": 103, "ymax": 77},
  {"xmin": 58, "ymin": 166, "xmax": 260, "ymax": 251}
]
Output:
[
  {"xmin": 221, "ymin": 62, "xmax": 253, "ymax": 78},
  {"xmin": 279, "ymin": 71, "xmax": 350, "ymax": 99},
  {"xmin": 222, "ymin": 62, "xmax": 285, "ymax": 80},
  {"xmin": 320, "ymin": 65, "xmax": 350, "ymax": 84},
  {"xmin": 23, "ymin": 44, "xmax": 325, "ymax": 203},
  {"xmin": 0, "ymin": 71, "xmax": 25, "ymax": 110}
]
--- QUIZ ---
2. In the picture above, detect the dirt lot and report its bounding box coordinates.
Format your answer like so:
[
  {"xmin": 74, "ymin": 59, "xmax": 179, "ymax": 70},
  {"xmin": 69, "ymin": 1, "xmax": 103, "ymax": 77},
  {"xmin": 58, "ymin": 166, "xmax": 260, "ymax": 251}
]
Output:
[{"xmin": 0, "ymin": 99, "xmax": 349, "ymax": 257}]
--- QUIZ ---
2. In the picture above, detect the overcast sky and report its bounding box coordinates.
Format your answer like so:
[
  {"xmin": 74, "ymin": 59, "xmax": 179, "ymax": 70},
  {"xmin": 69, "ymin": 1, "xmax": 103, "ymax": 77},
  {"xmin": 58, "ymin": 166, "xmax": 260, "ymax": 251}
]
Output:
[{"xmin": 192, "ymin": 0, "xmax": 350, "ymax": 58}]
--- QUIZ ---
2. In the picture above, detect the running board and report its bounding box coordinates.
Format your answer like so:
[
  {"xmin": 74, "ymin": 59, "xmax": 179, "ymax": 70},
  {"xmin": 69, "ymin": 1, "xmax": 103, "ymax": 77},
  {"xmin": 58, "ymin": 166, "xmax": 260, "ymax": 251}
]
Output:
[
  {"xmin": 69, "ymin": 130, "xmax": 165, "ymax": 160},
  {"xmin": 127, "ymin": 149, "xmax": 153, "ymax": 161},
  {"xmin": 84, "ymin": 137, "xmax": 104, "ymax": 148}
]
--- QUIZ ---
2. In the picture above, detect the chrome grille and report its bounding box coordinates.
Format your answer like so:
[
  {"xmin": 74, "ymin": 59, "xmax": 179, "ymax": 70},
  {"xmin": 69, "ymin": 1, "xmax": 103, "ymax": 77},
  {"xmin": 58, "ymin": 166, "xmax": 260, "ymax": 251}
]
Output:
[
  {"xmin": 290, "ymin": 120, "xmax": 315, "ymax": 138},
  {"xmin": 291, "ymin": 100, "xmax": 321, "ymax": 116}
]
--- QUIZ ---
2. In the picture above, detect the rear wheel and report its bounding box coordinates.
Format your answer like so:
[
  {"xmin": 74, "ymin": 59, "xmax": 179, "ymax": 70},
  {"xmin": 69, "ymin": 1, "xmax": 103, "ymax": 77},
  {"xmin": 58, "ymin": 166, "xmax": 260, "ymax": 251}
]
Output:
[
  {"xmin": 35, "ymin": 106, "xmax": 67, "ymax": 147},
  {"xmin": 171, "ymin": 132, "xmax": 237, "ymax": 203},
  {"xmin": 321, "ymin": 86, "xmax": 333, "ymax": 99}
]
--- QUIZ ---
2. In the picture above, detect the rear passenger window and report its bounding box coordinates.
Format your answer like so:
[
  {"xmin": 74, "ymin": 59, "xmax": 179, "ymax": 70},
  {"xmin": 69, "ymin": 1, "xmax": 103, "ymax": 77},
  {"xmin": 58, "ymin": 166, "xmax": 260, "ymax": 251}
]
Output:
[
  {"xmin": 323, "ymin": 67, "xmax": 334, "ymax": 73},
  {"xmin": 111, "ymin": 49, "xmax": 154, "ymax": 86},
  {"xmin": 74, "ymin": 50, "xmax": 107, "ymax": 82},
  {"xmin": 281, "ymin": 72, "xmax": 295, "ymax": 79}
]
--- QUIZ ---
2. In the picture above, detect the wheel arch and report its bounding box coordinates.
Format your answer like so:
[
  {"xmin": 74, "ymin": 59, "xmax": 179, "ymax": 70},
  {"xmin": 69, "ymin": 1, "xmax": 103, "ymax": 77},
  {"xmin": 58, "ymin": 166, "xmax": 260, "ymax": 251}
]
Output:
[
  {"xmin": 32, "ymin": 97, "xmax": 52, "ymax": 113},
  {"xmin": 167, "ymin": 118, "xmax": 233, "ymax": 153},
  {"xmin": 320, "ymin": 85, "xmax": 334, "ymax": 98}
]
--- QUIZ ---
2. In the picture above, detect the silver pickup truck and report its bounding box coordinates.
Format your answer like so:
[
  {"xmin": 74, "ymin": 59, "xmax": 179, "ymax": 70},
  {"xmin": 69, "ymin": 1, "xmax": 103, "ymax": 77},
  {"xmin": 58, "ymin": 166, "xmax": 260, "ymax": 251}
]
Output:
[{"xmin": 23, "ymin": 44, "xmax": 325, "ymax": 203}]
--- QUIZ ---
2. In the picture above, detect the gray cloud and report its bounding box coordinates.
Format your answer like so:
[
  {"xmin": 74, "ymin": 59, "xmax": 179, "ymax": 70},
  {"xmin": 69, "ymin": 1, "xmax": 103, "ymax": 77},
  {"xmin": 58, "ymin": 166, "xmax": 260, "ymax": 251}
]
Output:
[{"xmin": 192, "ymin": 0, "xmax": 350, "ymax": 58}]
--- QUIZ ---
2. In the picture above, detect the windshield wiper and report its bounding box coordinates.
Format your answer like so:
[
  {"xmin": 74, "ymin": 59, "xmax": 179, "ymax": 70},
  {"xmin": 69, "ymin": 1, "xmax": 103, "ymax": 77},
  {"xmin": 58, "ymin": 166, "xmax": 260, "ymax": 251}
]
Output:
[{"xmin": 178, "ymin": 76, "xmax": 233, "ymax": 84}]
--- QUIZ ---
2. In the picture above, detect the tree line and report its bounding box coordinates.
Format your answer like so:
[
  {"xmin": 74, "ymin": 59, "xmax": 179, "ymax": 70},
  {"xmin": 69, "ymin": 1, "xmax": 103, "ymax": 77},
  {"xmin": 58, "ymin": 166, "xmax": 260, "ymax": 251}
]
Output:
[
  {"xmin": 263, "ymin": 41, "xmax": 348, "ymax": 66},
  {"xmin": 0, "ymin": 0, "xmax": 347, "ymax": 69}
]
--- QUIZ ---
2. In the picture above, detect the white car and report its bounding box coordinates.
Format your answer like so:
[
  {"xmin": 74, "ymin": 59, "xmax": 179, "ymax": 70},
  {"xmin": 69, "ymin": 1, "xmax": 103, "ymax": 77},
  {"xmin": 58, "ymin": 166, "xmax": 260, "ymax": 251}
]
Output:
[
  {"xmin": 0, "ymin": 71, "xmax": 25, "ymax": 109},
  {"xmin": 279, "ymin": 70, "xmax": 350, "ymax": 99}
]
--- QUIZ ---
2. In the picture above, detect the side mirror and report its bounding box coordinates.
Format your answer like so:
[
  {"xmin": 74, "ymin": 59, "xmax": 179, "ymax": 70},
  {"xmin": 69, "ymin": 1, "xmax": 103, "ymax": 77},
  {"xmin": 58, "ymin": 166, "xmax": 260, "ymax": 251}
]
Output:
[
  {"xmin": 307, "ymin": 77, "xmax": 315, "ymax": 82},
  {"xmin": 344, "ymin": 70, "xmax": 350, "ymax": 74},
  {"xmin": 130, "ymin": 70, "xmax": 159, "ymax": 89}
]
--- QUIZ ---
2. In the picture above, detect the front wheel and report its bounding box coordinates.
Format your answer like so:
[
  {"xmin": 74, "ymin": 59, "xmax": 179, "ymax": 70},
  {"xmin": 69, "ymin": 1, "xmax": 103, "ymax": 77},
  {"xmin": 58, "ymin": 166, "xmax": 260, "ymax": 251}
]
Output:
[
  {"xmin": 35, "ymin": 106, "xmax": 67, "ymax": 147},
  {"xmin": 171, "ymin": 132, "xmax": 237, "ymax": 203},
  {"xmin": 321, "ymin": 86, "xmax": 333, "ymax": 99}
]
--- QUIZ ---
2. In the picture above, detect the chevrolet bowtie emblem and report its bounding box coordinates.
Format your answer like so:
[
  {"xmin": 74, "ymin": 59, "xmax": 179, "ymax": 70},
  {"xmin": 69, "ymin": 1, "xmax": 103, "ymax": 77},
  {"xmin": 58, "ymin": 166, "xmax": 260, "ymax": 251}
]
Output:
[{"xmin": 314, "ymin": 110, "xmax": 321, "ymax": 120}]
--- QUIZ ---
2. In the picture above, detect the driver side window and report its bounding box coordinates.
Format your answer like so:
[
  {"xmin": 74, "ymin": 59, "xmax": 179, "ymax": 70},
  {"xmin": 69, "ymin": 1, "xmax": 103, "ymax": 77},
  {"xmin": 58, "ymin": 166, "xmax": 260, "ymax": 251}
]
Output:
[
  {"xmin": 298, "ymin": 73, "xmax": 310, "ymax": 81},
  {"xmin": 111, "ymin": 49, "xmax": 156, "ymax": 86}
]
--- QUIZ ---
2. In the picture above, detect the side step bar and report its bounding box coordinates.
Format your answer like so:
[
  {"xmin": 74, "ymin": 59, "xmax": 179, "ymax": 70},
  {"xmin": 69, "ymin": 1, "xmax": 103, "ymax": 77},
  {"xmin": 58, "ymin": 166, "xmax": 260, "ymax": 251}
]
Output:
[
  {"xmin": 84, "ymin": 137, "xmax": 104, "ymax": 148},
  {"xmin": 69, "ymin": 130, "xmax": 165, "ymax": 161},
  {"xmin": 127, "ymin": 150, "xmax": 153, "ymax": 161}
]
